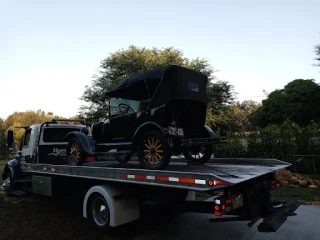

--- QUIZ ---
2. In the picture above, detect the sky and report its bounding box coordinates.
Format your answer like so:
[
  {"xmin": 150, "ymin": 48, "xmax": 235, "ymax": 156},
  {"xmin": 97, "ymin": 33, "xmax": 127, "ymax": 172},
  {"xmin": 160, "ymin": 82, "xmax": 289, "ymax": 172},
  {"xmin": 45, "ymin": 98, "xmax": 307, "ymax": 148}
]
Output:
[{"xmin": 0, "ymin": 0, "xmax": 319, "ymax": 120}]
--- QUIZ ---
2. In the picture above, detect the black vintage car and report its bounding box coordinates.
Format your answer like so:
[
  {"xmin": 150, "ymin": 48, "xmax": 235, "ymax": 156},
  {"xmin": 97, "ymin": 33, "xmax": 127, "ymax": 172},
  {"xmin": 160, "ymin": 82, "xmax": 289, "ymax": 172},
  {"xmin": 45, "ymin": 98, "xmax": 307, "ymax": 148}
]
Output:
[{"xmin": 66, "ymin": 65, "xmax": 216, "ymax": 170}]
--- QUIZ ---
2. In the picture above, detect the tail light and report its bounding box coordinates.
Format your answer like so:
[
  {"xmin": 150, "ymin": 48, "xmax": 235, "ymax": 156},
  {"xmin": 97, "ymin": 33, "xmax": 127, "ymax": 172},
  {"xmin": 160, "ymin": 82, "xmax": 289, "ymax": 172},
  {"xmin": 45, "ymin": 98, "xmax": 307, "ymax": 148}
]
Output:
[
  {"xmin": 213, "ymin": 194, "xmax": 243, "ymax": 216},
  {"xmin": 171, "ymin": 121, "xmax": 176, "ymax": 127}
]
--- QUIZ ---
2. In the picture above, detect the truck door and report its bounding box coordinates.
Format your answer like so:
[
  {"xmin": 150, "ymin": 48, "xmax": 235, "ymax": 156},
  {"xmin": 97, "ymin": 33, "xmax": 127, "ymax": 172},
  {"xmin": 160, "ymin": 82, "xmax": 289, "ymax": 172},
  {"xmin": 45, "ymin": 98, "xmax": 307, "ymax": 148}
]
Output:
[{"xmin": 20, "ymin": 128, "xmax": 33, "ymax": 162}]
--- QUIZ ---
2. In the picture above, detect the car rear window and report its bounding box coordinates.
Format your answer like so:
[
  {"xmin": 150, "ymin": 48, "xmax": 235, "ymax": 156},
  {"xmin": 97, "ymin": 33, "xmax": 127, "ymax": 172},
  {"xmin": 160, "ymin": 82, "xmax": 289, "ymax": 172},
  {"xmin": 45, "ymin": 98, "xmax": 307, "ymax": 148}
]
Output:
[
  {"xmin": 188, "ymin": 81, "xmax": 199, "ymax": 92},
  {"xmin": 43, "ymin": 128, "xmax": 81, "ymax": 142}
]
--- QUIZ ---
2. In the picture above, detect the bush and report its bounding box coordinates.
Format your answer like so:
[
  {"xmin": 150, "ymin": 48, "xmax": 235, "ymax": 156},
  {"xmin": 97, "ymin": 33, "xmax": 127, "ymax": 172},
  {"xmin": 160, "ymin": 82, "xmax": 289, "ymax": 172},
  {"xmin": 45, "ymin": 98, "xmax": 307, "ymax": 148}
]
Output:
[{"xmin": 212, "ymin": 121, "xmax": 320, "ymax": 174}]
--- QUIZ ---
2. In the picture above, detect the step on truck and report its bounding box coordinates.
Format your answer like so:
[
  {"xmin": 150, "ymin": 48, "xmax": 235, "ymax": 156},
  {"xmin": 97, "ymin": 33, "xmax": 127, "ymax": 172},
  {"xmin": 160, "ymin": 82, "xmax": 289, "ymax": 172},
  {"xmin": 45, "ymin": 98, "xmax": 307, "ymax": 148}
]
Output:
[{"xmin": 2, "ymin": 119, "xmax": 300, "ymax": 233}]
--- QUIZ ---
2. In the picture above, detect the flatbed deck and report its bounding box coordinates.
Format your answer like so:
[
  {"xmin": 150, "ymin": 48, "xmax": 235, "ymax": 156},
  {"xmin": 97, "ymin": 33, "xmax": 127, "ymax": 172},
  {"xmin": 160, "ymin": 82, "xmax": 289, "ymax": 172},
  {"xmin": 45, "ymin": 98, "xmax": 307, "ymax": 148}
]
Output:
[{"xmin": 26, "ymin": 157, "xmax": 290, "ymax": 191}]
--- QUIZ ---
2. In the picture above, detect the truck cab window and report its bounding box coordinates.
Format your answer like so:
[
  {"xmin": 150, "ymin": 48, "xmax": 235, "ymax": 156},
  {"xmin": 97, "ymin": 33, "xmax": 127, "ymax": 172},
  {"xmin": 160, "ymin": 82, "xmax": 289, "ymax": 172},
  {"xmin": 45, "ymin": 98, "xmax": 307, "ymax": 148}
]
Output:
[
  {"xmin": 23, "ymin": 129, "xmax": 32, "ymax": 147},
  {"xmin": 43, "ymin": 128, "xmax": 81, "ymax": 142}
]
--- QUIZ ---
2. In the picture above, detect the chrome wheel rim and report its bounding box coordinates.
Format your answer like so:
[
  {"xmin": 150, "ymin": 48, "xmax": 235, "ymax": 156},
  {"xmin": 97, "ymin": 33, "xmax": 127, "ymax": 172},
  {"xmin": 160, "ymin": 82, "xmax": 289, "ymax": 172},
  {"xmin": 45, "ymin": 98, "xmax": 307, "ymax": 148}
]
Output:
[
  {"xmin": 3, "ymin": 176, "xmax": 10, "ymax": 189},
  {"xmin": 92, "ymin": 197, "xmax": 109, "ymax": 227}
]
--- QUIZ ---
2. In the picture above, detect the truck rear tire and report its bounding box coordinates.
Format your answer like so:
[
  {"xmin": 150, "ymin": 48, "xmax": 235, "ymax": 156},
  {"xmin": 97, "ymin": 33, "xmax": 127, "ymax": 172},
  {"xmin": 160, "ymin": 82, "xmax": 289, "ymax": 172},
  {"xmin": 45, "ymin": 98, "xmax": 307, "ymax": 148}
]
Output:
[
  {"xmin": 87, "ymin": 193, "xmax": 111, "ymax": 230},
  {"xmin": 137, "ymin": 130, "xmax": 171, "ymax": 170},
  {"xmin": 66, "ymin": 138, "xmax": 84, "ymax": 166}
]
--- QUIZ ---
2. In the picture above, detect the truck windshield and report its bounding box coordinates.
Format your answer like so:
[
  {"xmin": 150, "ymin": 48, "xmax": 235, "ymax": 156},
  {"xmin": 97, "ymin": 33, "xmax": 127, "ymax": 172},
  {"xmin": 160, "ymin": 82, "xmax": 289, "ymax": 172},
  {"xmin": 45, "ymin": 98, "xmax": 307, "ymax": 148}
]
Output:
[
  {"xmin": 110, "ymin": 97, "xmax": 140, "ymax": 116},
  {"xmin": 43, "ymin": 128, "xmax": 81, "ymax": 143}
]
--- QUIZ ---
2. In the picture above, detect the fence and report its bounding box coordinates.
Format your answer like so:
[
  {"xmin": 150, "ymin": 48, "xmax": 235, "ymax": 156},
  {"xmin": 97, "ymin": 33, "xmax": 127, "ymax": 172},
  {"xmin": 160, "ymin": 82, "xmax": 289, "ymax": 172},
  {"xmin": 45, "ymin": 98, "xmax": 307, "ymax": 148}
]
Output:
[{"xmin": 288, "ymin": 154, "xmax": 320, "ymax": 176}]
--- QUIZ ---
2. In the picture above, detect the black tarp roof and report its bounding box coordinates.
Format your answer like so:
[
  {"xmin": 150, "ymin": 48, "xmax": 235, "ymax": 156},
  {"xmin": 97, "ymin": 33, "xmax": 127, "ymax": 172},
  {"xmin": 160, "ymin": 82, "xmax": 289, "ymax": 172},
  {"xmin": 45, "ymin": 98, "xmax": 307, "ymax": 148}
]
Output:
[
  {"xmin": 106, "ymin": 65, "xmax": 172, "ymax": 96},
  {"xmin": 106, "ymin": 65, "xmax": 208, "ymax": 104}
]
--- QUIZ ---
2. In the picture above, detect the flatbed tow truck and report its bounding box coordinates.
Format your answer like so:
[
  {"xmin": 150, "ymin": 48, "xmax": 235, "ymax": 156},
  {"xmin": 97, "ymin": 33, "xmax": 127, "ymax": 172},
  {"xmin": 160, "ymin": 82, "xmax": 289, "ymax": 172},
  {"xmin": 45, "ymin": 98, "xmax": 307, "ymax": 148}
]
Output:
[
  {"xmin": 2, "ymin": 65, "xmax": 301, "ymax": 233},
  {"xmin": 4, "ymin": 153, "xmax": 300, "ymax": 233}
]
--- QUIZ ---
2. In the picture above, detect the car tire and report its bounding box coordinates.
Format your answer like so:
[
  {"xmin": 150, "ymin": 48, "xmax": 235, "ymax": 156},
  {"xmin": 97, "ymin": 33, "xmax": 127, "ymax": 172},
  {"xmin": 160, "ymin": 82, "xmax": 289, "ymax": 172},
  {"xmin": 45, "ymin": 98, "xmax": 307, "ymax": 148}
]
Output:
[
  {"xmin": 137, "ymin": 130, "xmax": 171, "ymax": 170},
  {"xmin": 66, "ymin": 137, "xmax": 84, "ymax": 166},
  {"xmin": 183, "ymin": 144, "xmax": 213, "ymax": 165},
  {"xmin": 115, "ymin": 153, "xmax": 132, "ymax": 163},
  {"xmin": 87, "ymin": 193, "xmax": 111, "ymax": 231}
]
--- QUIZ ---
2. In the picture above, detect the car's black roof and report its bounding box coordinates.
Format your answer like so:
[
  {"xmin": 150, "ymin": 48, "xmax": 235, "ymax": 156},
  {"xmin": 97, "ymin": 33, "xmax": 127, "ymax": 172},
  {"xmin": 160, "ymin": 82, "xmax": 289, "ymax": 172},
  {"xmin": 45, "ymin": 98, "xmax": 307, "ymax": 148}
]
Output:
[
  {"xmin": 107, "ymin": 65, "xmax": 172, "ymax": 95},
  {"xmin": 106, "ymin": 65, "xmax": 208, "ymax": 105}
]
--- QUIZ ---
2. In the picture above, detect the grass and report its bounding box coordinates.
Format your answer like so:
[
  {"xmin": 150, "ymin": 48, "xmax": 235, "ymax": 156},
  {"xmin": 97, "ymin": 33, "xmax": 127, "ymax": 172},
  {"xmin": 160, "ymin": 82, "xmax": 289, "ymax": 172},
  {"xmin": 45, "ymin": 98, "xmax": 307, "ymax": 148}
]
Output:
[
  {"xmin": 0, "ymin": 159, "xmax": 6, "ymax": 177},
  {"xmin": 271, "ymin": 186, "xmax": 320, "ymax": 202}
]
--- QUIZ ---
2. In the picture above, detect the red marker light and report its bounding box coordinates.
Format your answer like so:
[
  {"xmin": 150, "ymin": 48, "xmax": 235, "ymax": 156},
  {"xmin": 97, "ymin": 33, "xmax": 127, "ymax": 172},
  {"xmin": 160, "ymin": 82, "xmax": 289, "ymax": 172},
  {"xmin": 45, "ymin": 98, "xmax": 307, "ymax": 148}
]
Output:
[
  {"xmin": 271, "ymin": 180, "xmax": 276, "ymax": 185},
  {"xmin": 222, "ymin": 205, "xmax": 226, "ymax": 211},
  {"xmin": 214, "ymin": 211, "xmax": 222, "ymax": 216},
  {"xmin": 208, "ymin": 180, "xmax": 214, "ymax": 186},
  {"xmin": 214, "ymin": 205, "xmax": 219, "ymax": 211},
  {"xmin": 225, "ymin": 199, "xmax": 232, "ymax": 205},
  {"xmin": 171, "ymin": 121, "xmax": 176, "ymax": 127}
]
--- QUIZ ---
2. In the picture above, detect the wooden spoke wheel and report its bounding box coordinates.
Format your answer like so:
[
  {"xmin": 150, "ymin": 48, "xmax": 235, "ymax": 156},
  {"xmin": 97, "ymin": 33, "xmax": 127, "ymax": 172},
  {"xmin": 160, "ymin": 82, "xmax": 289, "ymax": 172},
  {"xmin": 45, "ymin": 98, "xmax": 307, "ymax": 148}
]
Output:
[
  {"xmin": 137, "ymin": 130, "xmax": 171, "ymax": 170},
  {"xmin": 66, "ymin": 138, "xmax": 84, "ymax": 166}
]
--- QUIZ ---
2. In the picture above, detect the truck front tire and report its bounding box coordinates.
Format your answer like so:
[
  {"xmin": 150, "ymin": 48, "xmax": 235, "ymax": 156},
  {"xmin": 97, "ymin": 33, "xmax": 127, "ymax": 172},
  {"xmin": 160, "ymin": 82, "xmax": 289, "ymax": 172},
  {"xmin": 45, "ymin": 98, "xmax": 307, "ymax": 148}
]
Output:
[{"xmin": 3, "ymin": 172, "xmax": 14, "ymax": 197}]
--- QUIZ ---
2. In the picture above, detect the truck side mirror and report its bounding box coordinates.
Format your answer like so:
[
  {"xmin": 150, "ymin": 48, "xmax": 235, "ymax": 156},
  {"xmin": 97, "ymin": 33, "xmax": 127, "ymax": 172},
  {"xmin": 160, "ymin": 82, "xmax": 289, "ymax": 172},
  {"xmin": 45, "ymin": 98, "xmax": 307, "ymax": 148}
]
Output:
[{"xmin": 6, "ymin": 130, "xmax": 14, "ymax": 151}]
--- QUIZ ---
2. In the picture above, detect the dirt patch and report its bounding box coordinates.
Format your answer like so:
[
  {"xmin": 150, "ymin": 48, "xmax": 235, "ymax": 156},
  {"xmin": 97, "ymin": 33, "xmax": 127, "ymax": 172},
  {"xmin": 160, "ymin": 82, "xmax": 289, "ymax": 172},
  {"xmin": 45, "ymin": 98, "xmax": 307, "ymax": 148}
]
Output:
[
  {"xmin": 0, "ymin": 190, "xmax": 181, "ymax": 240},
  {"xmin": 0, "ymin": 191, "xmax": 105, "ymax": 240}
]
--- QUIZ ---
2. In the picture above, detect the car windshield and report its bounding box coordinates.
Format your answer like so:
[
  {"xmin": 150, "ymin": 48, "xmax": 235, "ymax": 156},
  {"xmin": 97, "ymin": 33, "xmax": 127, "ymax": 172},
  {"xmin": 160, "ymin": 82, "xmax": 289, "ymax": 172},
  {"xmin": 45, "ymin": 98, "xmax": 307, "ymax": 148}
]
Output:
[{"xmin": 110, "ymin": 97, "xmax": 140, "ymax": 116}]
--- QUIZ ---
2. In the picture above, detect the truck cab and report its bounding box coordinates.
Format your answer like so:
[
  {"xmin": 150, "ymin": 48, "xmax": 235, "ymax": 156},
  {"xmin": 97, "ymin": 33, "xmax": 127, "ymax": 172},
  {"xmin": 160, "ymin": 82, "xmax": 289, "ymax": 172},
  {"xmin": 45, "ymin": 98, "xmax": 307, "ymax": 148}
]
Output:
[
  {"xmin": 15, "ymin": 120, "xmax": 88, "ymax": 164},
  {"xmin": 2, "ymin": 119, "xmax": 89, "ymax": 196}
]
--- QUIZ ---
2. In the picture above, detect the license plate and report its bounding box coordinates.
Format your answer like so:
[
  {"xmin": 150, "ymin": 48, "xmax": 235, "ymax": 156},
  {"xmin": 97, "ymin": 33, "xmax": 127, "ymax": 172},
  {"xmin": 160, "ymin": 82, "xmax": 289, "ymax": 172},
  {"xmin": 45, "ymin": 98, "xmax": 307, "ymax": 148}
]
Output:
[
  {"xmin": 168, "ymin": 126, "xmax": 184, "ymax": 136},
  {"xmin": 232, "ymin": 194, "xmax": 244, "ymax": 210}
]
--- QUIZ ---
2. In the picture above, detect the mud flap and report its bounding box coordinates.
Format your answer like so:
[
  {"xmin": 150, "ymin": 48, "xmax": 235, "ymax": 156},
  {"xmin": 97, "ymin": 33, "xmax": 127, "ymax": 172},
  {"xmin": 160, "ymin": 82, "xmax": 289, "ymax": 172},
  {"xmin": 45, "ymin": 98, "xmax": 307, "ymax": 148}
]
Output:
[{"xmin": 258, "ymin": 199, "xmax": 301, "ymax": 232}]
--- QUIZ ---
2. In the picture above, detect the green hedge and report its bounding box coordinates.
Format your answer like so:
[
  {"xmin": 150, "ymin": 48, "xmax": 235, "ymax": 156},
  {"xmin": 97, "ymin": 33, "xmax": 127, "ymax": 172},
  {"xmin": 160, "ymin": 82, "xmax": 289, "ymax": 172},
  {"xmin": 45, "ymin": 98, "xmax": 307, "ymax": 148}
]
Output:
[{"xmin": 213, "ymin": 121, "xmax": 320, "ymax": 174}]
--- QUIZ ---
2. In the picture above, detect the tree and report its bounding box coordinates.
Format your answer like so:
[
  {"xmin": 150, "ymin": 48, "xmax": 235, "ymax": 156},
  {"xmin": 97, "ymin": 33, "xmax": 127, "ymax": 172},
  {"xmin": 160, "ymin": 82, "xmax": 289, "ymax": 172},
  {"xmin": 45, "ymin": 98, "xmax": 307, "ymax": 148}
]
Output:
[
  {"xmin": 0, "ymin": 118, "xmax": 8, "ymax": 159},
  {"xmin": 227, "ymin": 100, "xmax": 261, "ymax": 133},
  {"xmin": 2, "ymin": 110, "xmax": 65, "ymax": 148},
  {"xmin": 314, "ymin": 41, "xmax": 320, "ymax": 67},
  {"xmin": 79, "ymin": 45, "xmax": 235, "ymax": 126},
  {"xmin": 249, "ymin": 79, "xmax": 320, "ymax": 127}
]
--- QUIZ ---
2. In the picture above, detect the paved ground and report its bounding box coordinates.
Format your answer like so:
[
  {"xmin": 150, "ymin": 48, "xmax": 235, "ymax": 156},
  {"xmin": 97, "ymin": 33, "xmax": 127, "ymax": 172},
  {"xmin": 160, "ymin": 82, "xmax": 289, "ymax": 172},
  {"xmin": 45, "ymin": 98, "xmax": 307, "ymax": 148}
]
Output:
[
  {"xmin": 0, "ymin": 188, "xmax": 318, "ymax": 240},
  {"xmin": 126, "ymin": 205, "xmax": 319, "ymax": 240}
]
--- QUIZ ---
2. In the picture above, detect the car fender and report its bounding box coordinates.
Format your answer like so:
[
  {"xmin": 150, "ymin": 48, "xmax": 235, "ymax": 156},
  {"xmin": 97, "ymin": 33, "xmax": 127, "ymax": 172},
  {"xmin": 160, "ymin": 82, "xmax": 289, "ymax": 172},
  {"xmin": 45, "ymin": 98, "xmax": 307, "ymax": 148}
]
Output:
[
  {"xmin": 65, "ymin": 131, "xmax": 95, "ymax": 155},
  {"xmin": 133, "ymin": 122, "xmax": 166, "ymax": 139},
  {"xmin": 204, "ymin": 125, "xmax": 215, "ymax": 138}
]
